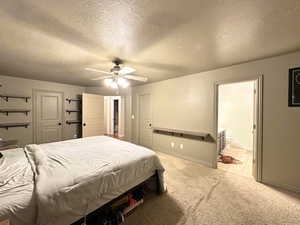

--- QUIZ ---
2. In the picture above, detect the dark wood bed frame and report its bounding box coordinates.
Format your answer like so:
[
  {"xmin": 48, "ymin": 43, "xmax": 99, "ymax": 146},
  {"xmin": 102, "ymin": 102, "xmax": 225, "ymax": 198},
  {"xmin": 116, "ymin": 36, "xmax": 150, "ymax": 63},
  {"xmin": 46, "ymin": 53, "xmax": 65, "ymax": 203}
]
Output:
[{"xmin": 71, "ymin": 170, "xmax": 161, "ymax": 225}]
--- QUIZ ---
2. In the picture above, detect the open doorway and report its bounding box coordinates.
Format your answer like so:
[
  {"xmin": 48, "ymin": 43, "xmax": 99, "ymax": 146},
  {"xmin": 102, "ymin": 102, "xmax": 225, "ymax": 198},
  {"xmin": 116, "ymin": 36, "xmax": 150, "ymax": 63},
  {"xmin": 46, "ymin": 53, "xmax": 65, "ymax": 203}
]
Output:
[
  {"xmin": 104, "ymin": 96, "xmax": 125, "ymax": 139},
  {"xmin": 215, "ymin": 76, "xmax": 263, "ymax": 181},
  {"xmin": 113, "ymin": 99, "xmax": 119, "ymax": 136}
]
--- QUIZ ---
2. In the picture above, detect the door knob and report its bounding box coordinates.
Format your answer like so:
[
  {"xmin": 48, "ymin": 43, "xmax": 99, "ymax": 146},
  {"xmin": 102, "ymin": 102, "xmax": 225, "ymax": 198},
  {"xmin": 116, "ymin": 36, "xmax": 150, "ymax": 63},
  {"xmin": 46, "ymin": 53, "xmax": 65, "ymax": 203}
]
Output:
[
  {"xmin": 83, "ymin": 123, "xmax": 86, "ymax": 126},
  {"xmin": 58, "ymin": 122, "xmax": 62, "ymax": 126}
]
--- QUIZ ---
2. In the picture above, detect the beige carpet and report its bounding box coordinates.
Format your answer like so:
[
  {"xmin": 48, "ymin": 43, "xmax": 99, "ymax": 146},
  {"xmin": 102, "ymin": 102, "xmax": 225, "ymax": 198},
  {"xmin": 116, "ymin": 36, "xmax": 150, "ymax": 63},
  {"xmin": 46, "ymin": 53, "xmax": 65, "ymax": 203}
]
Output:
[
  {"xmin": 124, "ymin": 152, "xmax": 300, "ymax": 225},
  {"xmin": 218, "ymin": 147, "xmax": 253, "ymax": 178}
]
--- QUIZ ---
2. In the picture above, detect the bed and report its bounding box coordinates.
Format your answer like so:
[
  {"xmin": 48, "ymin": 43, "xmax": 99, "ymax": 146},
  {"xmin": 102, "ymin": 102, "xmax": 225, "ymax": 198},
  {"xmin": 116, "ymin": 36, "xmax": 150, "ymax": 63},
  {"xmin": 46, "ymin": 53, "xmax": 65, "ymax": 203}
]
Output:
[
  {"xmin": 0, "ymin": 148, "xmax": 36, "ymax": 225},
  {"xmin": 0, "ymin": 136, "xmax": 165, "ymax": 225}
]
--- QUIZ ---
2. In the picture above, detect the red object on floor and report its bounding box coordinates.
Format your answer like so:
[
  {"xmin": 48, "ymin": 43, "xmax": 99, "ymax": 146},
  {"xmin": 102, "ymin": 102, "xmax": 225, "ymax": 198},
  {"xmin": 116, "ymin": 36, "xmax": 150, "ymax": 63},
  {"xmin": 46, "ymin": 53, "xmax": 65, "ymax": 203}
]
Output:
[{"xmin": 219, "ymin": 154, "xmax": 238, "ymax": 164}]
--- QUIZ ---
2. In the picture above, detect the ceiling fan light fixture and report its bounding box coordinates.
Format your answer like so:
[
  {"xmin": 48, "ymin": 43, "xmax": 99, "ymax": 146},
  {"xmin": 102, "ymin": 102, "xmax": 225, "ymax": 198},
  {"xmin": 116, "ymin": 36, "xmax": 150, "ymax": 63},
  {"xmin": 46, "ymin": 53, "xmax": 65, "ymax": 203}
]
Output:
[
  {"xmin": 121, "ymin": 80, "xmax": 129, "ymax": 88},
  {"xmin": 110, "ymin": 81, "xmax": 118, "ymax": 89},
  {"xmin": 87, "ymin": 59, "xmax": 146, "ymax": 87},
  {"xmin": 104, "ymin": 78, "xmax": 113, "ymax": 86},
  {"xmin": 117, "ymin": 77, "xmax": 129, "ymax": 88}
]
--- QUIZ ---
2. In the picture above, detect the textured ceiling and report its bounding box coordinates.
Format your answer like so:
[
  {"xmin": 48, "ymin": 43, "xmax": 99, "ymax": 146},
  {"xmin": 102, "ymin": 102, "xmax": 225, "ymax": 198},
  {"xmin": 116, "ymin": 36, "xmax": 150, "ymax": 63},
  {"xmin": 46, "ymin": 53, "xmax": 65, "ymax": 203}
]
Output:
[{"xmin": 0, "ymin": 0, "xmax": 300, "ymax": 86}]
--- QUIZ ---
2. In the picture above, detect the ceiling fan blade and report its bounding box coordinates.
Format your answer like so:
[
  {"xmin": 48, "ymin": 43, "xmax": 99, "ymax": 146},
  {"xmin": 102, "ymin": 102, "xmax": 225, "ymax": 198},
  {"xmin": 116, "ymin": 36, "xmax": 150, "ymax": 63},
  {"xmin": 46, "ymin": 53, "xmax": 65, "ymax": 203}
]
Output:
[
  {"xmin": 119, "ymin": 67, "xmax": 136, "ymax": 75},
  {"xmin": 85, "ymin": 68, "xmax": 112, "ymax": 75},
  {"xmin": 123, "ymin": 75, "xmax": 148, "ymax": 82},
  {"xmin": 91, "ymin": 75, "xmax": 113, "ymax": 80}
]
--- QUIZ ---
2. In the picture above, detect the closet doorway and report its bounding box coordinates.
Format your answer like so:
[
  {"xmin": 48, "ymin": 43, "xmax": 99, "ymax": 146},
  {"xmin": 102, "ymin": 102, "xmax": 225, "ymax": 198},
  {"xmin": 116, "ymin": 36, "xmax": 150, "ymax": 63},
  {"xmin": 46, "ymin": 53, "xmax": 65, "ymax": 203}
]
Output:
[
  {"xmin": 104, "ymin": 96, "xmax": 125, "ymax": 139},
  {"xmin": 214, "ymin": 76, "xmax": 263, "ymax": 181},
  {"xmin": 113, "ymin": 99, "xmax": 119, "ymax": 136}
]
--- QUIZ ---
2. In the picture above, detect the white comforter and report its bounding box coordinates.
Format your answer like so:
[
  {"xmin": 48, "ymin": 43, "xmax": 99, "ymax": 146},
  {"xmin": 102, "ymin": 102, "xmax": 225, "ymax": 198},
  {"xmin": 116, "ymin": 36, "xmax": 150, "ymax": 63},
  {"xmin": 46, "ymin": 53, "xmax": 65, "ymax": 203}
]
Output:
[
  {"xmin": 25, "ymin": 136, "xmax": 165, "ymax": 225},
  {"xmin": 0, "ymin": 149, "xmax": 36, "ymax": 225}
]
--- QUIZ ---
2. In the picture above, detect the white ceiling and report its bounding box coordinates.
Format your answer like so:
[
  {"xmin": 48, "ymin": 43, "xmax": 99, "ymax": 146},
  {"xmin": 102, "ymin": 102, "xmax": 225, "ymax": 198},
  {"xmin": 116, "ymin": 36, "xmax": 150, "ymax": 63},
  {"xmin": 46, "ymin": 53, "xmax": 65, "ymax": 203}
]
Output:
[{"xmin": 0, "ymin": 0, "xmax": 300, "ymax": 86}]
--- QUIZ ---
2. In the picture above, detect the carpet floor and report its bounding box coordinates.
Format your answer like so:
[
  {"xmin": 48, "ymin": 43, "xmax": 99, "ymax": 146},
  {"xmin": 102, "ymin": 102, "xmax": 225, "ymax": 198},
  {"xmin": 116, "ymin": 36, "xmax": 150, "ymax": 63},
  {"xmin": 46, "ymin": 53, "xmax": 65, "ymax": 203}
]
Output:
[
  {"xmin": 218, "ymin": 147, "xmax": 253, "ymax": 178},
  {"xmin": 124, "ymin": 152, "xmax": 300, "ymax": 225}
]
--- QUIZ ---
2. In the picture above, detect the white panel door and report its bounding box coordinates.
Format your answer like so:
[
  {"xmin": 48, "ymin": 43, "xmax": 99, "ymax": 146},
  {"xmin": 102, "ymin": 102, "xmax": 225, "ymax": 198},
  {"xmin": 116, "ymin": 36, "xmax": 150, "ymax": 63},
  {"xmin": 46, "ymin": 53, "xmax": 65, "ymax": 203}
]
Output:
[
  {"xmin": 36, "ymin": 91, "xmax": 63, "ymax": 144},
  {"xmin": 139, "ymin": 93, "xmax": 152, "ymax": 148},
  {"xmin": 82, "ymin": 93, "xmax": 105, "ymax": 137}
]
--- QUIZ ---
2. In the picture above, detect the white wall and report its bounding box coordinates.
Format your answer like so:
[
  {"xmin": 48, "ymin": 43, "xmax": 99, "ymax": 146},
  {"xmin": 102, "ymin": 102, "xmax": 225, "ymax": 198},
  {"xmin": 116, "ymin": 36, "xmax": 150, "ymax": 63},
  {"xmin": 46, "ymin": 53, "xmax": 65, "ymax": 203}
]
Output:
[
  {"xmin": 218, "ymin": 81, "xmax": 254, "ymax": 150},
  {"xmin": 0, "ymin": 75, "xmax": 85, "ymax": 146},
  {"xmin": 132, "ymin": 51, "xmax": 300, "ymax": 193}
]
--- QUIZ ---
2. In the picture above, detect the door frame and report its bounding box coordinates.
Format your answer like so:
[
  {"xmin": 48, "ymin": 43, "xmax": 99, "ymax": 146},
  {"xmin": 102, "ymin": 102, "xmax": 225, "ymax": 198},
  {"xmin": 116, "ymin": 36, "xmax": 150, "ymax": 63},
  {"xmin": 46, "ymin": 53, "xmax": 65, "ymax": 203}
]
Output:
[
  {"xmin": 137, "ymin": 93, "xmax": 153, "ymax": 148},
  {"xmin": 213, "ymin": 75, "xmax": 263, "ymax": 182},
  {"xmin": 32, "ymin": 89, "xmax": 65, "ymax": 144}
]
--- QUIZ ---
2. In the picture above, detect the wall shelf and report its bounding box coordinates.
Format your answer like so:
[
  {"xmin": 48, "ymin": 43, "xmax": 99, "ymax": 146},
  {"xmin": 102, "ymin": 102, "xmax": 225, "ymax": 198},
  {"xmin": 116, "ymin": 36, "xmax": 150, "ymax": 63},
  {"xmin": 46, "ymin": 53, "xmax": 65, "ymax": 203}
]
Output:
[
  {"xmin": 66, "ymin": 120, "xmax": 82, "ymax": 125},
  {"xmin": 152, "ymin": 127, "xmax": 212, "ymax": 141},
  {"xmin": 66, "ymin": 98, "xmax": 82, "ymax": 104},
  {"xmin": 0, "ymin": 122, "xmax": 30, "ymax": 130},
  {"xmin": 0, "ymin": 95, "xmax": 31, "ymax": 102},
  {"xmin": 0, "ymin": 140, "xmax": 18, "ymax": 147},
  {"xmin": 0, "ymin": 109, "xmax": 31, "ymax": 116},
  {"xmin": 66, "ymin": 109, "xmax": 81, "ymax": 114}
]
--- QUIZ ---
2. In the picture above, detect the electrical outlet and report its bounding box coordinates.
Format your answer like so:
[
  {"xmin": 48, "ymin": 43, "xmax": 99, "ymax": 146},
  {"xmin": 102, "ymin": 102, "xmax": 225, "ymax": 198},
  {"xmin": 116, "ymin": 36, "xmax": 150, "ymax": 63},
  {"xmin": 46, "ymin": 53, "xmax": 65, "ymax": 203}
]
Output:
[{"xmin": 180, "ymin": 144, "xmax": 184, "ymax": 149}]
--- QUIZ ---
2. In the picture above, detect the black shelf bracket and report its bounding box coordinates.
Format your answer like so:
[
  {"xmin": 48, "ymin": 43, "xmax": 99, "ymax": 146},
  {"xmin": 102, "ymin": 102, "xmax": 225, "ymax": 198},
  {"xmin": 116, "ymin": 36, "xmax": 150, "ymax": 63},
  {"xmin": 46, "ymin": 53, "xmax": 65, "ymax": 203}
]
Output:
[
  {"xmin": 66, "ymin": 120, "xmax": 82, "ymax": 125},
  {"xmin": 0, "ymin": 123, "xmax": 30, "ymax": 130},
  {"xmin": 66, "ymin": 98, "xmax": 82, "ymax": 104},
  {"xmin": 66, "ymin": 110, "xmax": 81, "ymax": 114},
  {"xmin": 0, "ymin": 110, "xmax": 30, "ymax": 116}
]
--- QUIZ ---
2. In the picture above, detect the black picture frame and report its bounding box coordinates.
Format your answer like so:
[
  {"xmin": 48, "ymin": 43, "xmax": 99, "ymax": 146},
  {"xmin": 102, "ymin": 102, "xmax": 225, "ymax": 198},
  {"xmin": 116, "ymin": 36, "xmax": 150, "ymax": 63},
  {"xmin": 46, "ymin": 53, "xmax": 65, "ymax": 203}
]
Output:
[{"xmin": 288, "ymin": 67, "xmax": 300, "ymax": 107}]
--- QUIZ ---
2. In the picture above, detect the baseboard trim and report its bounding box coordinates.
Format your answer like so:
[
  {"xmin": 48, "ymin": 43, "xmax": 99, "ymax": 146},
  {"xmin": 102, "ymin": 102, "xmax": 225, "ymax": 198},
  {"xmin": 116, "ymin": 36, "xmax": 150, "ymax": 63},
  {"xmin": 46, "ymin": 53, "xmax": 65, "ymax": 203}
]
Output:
[
  {"xmin": 262, "ymin": 178, "xmax": 300, "ymax": 194},
  {"xmin": 154, "ymin": 147, "xmax": 213, "ymax": 168}
]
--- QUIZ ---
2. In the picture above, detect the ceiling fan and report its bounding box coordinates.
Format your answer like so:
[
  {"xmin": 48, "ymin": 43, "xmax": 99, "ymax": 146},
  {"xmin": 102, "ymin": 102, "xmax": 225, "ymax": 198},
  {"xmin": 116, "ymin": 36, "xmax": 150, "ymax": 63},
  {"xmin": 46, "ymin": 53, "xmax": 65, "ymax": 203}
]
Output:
[{"xmin": 85, "ymin": 58, "xmax": 148, "ymax": 89}]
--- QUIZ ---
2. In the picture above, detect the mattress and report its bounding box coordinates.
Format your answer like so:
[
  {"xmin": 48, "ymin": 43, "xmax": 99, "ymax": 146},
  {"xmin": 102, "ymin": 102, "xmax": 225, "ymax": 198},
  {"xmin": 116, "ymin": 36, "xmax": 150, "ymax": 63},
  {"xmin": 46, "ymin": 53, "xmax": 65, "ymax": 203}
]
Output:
[
  {"xmin": 25, "ymin": 136, "xmax": 165, "ymax": 225},
  {"xmin": 0, "ymin": 148, "xmax": 36, "ymax": 225}
]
